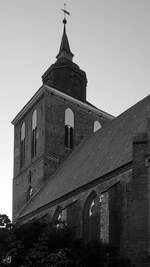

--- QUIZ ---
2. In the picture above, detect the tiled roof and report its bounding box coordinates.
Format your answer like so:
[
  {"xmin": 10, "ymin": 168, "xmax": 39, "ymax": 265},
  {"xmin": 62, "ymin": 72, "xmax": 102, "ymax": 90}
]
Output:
[{"xmin": 18, "ymin": 95, "xmax": 150, "ymax": 219}]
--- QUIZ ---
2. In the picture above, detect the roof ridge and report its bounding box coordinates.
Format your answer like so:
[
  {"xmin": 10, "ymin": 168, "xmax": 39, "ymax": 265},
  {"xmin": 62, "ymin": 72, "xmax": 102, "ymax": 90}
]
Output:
[{"xmin": 114, "ymin": 94, "xmax": 150, "ymax": 120}]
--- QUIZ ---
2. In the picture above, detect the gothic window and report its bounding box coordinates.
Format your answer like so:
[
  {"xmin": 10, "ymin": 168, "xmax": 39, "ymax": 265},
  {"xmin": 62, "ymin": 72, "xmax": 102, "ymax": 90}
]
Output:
[
  {"xmin": 65, "ymin": 108, "xmax": 74, "ymax": 149},
  {"xmin": 83, "ymin": 191, "xmax": 99, "ymax": 243},
  {"xmin": 83, "ymin": 191, "xmax": 109, "ymax": 244},
  {"xmin": 94, "ymin": 121, "xmax": 101, "ymax": 132},
  {"xmin": 20, "ymin": 122, "xmax": 25, "ymax": 167},
  {"xmin": 31, "ymin": 109, "xmax": 37, "ymax": 158},
  {"xmin": 53, "ymin": 207, "xmax": 67, "ymax": 228}
]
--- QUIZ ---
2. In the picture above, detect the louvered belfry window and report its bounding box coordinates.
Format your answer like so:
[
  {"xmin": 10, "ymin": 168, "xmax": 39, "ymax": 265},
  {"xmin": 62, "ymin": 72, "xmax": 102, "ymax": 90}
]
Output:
[
  {"xmin": 31, "ymin": 110, "xmax": 37, "ymax": 158},
  {"xmin": 20, "ymin": 122, "xmax": 25, "ymax": 167},
  {"xmin": 65, "ymin": 108, "xmax": 74, "ymax": 149}
]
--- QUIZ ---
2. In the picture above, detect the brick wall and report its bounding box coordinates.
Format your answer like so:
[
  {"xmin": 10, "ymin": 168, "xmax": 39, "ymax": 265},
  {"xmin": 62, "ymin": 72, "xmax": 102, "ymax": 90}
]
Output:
[
  {"xmin": 43, "ymin": 91, "xmax": 107, "ymax": 178},
  {"xmin": 13, "ymin": 97, "xmax": 45, "ymax": 219},
  {"xmin": 13, "ymin": 97, "xmax": 45, "ymax": 177},
  {"xmin": 13, "ymin": 158, "xmax": 44, "ymax": 218},
  {"xmin": 13, "ymin": 89, "xmax": 109, "ymax": 220},
  {"xmin": 121, "ymin": 133, "xmax": 149, "ymax": 267}
]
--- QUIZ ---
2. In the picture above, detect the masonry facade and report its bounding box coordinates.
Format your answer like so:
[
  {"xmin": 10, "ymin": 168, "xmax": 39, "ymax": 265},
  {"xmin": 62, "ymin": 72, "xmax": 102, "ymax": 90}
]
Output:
[{"xmin": 12, "ymin": 19, "xmax": 150, "ymax": 267}]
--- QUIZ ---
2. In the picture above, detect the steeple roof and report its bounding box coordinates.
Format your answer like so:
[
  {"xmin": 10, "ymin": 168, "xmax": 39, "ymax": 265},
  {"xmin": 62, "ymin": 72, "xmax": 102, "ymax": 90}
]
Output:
[
  {"xmin": 56, "ymin": 19, "xmax": 74, "ymax": 61},
  {"xmin": 42, "ymin": 15, "xmax": 87, "ymax": 102}
]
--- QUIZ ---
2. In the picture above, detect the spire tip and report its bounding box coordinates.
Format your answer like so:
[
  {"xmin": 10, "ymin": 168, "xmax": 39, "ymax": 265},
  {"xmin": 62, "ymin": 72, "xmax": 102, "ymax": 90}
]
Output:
[
  {"xmin": 57, "ymin": 4, "xmax": 73, "ymax": 61},
  {"xmin": 63, "ymin": 18, "xmax": 67, "ymax": 25}
]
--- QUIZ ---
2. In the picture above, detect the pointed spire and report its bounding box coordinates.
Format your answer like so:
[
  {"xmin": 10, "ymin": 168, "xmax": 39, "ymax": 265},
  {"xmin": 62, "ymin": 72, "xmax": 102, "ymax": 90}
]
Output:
[{"xmin": 56, "ymin": 16, "xmax": 74, "ymax": 61}]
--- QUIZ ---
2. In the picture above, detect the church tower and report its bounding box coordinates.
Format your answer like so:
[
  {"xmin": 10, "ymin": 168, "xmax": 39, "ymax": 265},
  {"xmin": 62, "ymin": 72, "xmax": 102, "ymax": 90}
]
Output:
[
  {"xmin": 12, "ymin": 16, "xmax": 113, "ymax": 221},
  {"xmin": 42, "ymin": 17, "xmax": 87, "ymax": 101}
]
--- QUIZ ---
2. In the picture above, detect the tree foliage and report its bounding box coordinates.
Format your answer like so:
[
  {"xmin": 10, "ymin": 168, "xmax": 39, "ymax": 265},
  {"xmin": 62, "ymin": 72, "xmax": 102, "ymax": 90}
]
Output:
[
  {"xmin": 0, "ymin": 214, "xmax": 12, "ymax": 229},
  {"xmin": 0, "ymin": 214, "xmax": 13, "ymax": 262},
  {"xmin": 0, "ymin": 214, "xmax": 134, "ymax": 267}
]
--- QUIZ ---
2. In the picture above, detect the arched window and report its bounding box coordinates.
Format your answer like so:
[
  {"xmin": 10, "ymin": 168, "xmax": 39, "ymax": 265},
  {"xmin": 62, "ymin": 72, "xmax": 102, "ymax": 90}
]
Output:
[
  {"xmin": 20, "ymin": 122, "xmax": 25, "ymax": 167},
  {"xmin": 31, "ymin": 110, "xmax": 37, "ymax": 158},
  {"xmin": 65, "ymin": 108, "xmax": 74, "ymax": 149},
  {"xmin": 83, "ymin": 191, "xmax": 109, "ymax": 244},
  {"xmin": 53, "ymin": 207, "xmax": 67, "ymax": 228},
  {"xmin": 94, "ymin": 121, "xmax": 101, "ymax": 132},
  {"xmin": 83, "ymin": 191, "xmax": 100, "ymax": 243}
]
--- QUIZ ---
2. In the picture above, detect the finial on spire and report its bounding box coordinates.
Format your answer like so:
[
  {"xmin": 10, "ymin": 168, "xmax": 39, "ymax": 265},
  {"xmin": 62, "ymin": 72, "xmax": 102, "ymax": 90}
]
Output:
[
  {"xmin": 61, "ymin": 3, "xmax": 70, "ymax": 25},
  {"xmin": 56, "ymin": 4, "xmax": 74, "ymax": 61}
]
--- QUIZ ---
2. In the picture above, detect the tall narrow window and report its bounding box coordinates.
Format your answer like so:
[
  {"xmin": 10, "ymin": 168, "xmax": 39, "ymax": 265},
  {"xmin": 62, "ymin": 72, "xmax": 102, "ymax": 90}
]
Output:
[
  {"xmin": 31, "ymin": 110, "xmax": 37, "ymax": 158},
  {"xmin": 65, "ymin": 108, "xmax": 74, "ymax": 149},
  {"xmin": 20, "ymin": 122, "xmax": 25, "ymax": 167}
]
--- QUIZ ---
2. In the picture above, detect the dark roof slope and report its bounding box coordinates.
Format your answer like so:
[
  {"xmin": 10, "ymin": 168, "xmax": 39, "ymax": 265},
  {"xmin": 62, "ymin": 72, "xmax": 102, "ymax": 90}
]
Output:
[
  {"xmin": 19, "ymin": 95, "xmax": 150, "ymax": 218},
  {"xmin": 56, "ymin": 24, "xmax": 74, "ymax": 60}
]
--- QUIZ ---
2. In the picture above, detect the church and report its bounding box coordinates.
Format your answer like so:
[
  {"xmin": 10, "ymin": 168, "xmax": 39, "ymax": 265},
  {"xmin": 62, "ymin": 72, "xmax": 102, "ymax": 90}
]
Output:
[{"xmin": 12, "ymin": 15, "xmax": 150, "ymax": 267}]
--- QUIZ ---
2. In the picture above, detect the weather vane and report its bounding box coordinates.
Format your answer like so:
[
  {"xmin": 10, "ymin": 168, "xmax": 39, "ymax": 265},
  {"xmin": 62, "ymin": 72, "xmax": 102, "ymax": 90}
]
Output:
[{"xmin": 61, "ymin": 3, "xmax": 70, "ymax": 24}]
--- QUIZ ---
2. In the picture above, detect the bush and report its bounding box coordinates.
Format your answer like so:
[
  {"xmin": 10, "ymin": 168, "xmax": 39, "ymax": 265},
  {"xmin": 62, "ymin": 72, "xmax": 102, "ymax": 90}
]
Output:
[{"xmin": 0, "ymin": 215, "xmax": 134, "ymax": 267}]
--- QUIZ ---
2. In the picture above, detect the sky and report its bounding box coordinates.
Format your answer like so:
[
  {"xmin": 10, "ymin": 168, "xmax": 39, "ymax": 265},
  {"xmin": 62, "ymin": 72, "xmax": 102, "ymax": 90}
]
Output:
[{"xmin": 1, "ymin": 0, "xmax": 150, "ymax": 219}]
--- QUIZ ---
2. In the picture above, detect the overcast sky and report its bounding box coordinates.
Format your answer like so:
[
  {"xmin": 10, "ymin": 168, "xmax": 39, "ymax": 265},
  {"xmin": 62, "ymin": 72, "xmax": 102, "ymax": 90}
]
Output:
[{"xmin": 1, "ymin": 0, "xmax": 150, "ymax": 219}]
